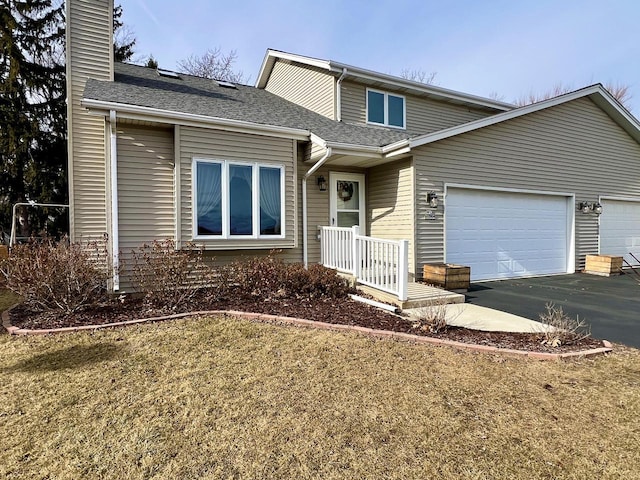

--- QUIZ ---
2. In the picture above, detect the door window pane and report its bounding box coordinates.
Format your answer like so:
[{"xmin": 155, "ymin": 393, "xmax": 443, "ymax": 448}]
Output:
[
  {"xmin": 259, "ymin": 166, "xmax": 281, "ymax": 235},
  {"xmin": 367, "ymin": 90, "xmax": 384, "ymax": 124},
  {"xmin": 229, "ymin": 164, "xmax": 253, "ymax": 235},
  {"xmin": 336, "ymin": 181, "xmax": 359, "ymax": 209},
  {"xmin": 337, "ymin": 211, "xmax": 360, "ymax": 227},
  {"xmin": 196, "ymin": 162, "xmax": 222, "ymax": 235}
]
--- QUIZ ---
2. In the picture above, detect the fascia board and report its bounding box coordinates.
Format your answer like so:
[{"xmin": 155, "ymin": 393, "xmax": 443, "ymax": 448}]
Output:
[
  {"xmin": 255, "ymin": 49, "xmax": 512, "ymax": 111},
  {"xmin": 408, "ymin": 85, "xmax": 634, "ymax": 148},
  {"xmin": 256, "ymin": 49, "xmax": 331, "ymax": 88},
  {"xmin": 82, "ymin": 98, "xmax": 311, "ymax": 141},
  {"xmin": 309, "ymin": 132, "xmax": 328, "ymax": 148},
  {"xmin": 310, "ymin": 138, "xmax": 410, "ymax": 158},
  {"xmin": 328, "ymin": 61, "xmax": 513, "ymax": 111},
  {"xmin": 324, "ymin": 141, "xmax": 382, "ymax": 157}
]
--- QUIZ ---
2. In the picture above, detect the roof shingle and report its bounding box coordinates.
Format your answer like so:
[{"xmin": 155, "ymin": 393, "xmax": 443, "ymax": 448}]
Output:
[{"xmin": 83, "ymin": 62, "xmax": 415, "ymax": 148}]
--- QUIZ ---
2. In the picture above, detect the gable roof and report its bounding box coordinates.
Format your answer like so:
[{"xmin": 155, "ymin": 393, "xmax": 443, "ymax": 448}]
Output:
[
  {"xmin": 83, "ymin": 62, "xmax": 412, "ymax": 150},
  {"xmin": 256, "ymin": 49, "xmax": 514, "ymax": 112},
  {"xmin": 408, "ymin": 84, "xmax": 640, "ymax": 148}
]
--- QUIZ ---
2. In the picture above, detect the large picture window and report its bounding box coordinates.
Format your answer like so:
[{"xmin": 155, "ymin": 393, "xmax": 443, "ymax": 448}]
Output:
[
  {"xmin": 366, "ymin": 88, "xmax": 406, "ymax": 129},
  {"xmin": 194, "ymin": 159, "xmax": 284, "ymax": 239}
]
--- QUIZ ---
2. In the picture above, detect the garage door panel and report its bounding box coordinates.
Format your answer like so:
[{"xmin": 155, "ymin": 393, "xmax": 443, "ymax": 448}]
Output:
[
  {"xmin": 446, "ymin": 188, "xmax": 569, "ymax": 281},
  {"xmin": 600, "ymin": 199, "xmax": 640, "ymax": 266}
]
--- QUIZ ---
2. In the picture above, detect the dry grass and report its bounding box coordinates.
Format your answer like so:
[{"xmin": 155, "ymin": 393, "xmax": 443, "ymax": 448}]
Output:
[{"xmin": 1, "ymin": 316, "xmax": 639, "ymax": 479}]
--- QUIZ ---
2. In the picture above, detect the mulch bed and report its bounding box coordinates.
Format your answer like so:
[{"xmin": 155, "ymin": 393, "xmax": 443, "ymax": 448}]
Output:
[{"xmin": 5, "ymin": 290, "xmax": 604, "ymax": 353}]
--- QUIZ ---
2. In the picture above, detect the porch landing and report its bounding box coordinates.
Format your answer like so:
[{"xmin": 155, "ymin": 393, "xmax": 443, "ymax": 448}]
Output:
[{"xmin": 357, "ymin": 282, "xmax": 465, "ymax": 310}]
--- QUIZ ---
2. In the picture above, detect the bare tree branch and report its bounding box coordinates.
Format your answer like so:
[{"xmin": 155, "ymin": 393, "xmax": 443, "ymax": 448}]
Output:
[
  {"xmin": 515, "ymin": 81, "xmax": 633, "ymax": 111},
  {"xmin": 604, "ymin": 82, "xmax": 633, "ymax": 110},
  {"xmin": 399, "ymin": 68, "xmax": 437, "ymax": 85},
  {"xmin": 177, "ymin": 47, "xmax": 248, "ymax": 84}
]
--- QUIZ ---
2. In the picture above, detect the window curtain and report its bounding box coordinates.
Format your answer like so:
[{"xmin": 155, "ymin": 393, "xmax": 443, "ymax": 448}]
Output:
[
  {"xmin": 259, "ymin": 167, "xmax": 282, "ymax": 234},
  {"xmin": 197, "ymin": 162, "xmax": 222, "ymax": 232}
]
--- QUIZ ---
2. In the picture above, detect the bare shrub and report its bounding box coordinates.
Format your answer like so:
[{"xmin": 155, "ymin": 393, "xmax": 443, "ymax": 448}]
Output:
[
  {"xmin": 411, "ymin": 297, "xmax": 450, "ymax": 333},
  {"xmin": 219, "ymin": 254, "xmax": 352, "ymax": 300},
  {"xmin": 128, "ymin": 239, "xmax": 213, "ymax": 310},
  {"xmin": 538, "ymin": 303, "xmax": 591, "ymax": 347},
  {"xmin": 0, "ymin": 237, "xmax": 112, "ymax": 314}
]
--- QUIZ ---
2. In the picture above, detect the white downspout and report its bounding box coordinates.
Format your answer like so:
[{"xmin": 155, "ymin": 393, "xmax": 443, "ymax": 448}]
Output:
[
  {"xmin": 336, "ymin": 68, "xmax": 347, "ymax": 122},
  {"xmin": 109, "ymin": 110, "xmax": 120, "ymax": 291},
  {"xmin": 302, "ymin": 146, "xmax": 332, "ymax": 267}
]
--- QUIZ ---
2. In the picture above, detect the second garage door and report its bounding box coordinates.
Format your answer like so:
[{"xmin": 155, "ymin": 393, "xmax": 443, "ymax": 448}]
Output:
[
  {"xmin": 446, "ymin": 188, "xmax": 571, "ymax": 281},
  {"xmin": 599, "ymin": 199, "xmax": 640, "ymax": 266}
]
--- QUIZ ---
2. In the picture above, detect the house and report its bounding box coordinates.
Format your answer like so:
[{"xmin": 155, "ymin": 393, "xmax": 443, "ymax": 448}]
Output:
[{"xmin": 66, "ymin": 0, "xmax": 640, "ymax": 298}]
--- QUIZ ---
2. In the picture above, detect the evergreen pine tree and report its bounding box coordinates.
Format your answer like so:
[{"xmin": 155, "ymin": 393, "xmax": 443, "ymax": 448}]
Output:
[
  {"xmin": 0, "ymin": 0, "xmax": 67, "ymax": 238},
  {"xmin": 113, "ymin": 4, "xmax": 135, "ymax": 62},
  {"xmin": 0, "ymin": 2, "xmax": 136, "ymax": 240}
]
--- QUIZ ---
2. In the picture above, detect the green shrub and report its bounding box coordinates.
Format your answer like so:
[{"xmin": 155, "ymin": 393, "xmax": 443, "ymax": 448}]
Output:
[{"xmin": 0, "ymin": 237, "xmax": 112, "ymax": 314}]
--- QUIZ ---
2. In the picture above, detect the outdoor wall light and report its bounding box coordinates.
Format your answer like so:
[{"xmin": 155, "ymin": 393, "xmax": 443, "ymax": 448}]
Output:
[
  {"xmin": 317, "ymin": 175, "xmax": 327, "ymax": 192},
  {"xmin": 427, "ymin": 191, "xmax": 439, "ymax": 208},
  {"xmin": 593, "ymin": 202, "xmax": 603, "ymax": 214},
  {"xmin": 578, "ymin": 201, "xmax": 603, "ymax": 214},
  {"xmin": 579, "ymin": 202, "xmax": 591, "ymax": 214}
]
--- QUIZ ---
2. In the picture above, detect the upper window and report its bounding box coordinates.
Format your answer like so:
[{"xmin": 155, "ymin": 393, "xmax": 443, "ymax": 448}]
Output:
[
  {"xmin": 194, "ymin": 159, "xmax": 284, "ymax": 239},
  {"xmin": 366, "ymin": 89, "xmax": 406, "ymax": 129}
]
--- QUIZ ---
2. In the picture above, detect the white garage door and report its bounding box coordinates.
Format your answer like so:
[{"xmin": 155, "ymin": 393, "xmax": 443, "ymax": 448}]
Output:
[
  {"xmin": 600, "ymin": 199, "xmax": 640, "ymax": 266},
  {"xmin": 446, "ymin": 188, "xmax": 570, "ymax": 281}
]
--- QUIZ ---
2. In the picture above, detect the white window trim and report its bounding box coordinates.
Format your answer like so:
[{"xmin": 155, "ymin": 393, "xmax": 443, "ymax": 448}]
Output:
[
  {"xmin": 192, "ymin": 158, "xmax": 286, "ymax": 240},
  {"xmin": 366, "ymin": 88, "xmax": 406, "ymax": 129}
]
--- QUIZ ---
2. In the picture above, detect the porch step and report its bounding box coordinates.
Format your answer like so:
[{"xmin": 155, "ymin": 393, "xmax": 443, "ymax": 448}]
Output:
[{"xmin": 357, "ymin": 282, "xmax": 465, "ymax": 310}]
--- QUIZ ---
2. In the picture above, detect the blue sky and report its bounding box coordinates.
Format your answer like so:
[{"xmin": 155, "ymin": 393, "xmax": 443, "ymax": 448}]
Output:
[{"xmin": 119, "ymin": 0, "xmax": 640, "ymax": 113}]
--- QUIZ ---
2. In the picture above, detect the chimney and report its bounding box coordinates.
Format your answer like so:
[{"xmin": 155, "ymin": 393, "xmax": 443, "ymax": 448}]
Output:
[{"xmin": 65, "ymin": 0, "xmax": 114, "ymax": 241}]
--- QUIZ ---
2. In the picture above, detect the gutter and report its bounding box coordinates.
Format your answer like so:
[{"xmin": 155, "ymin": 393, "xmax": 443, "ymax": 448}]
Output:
[
  {"xmin": 109, "ymin": 110, "xmax": 120, "ymax": 291},
  {"xmin": 336, "ymin": 67, "xmax": 347, "ymax": 122},
  {"xmin": 82, "ymin": 98, "xmax": 311, "ymax": 141},
  {"xmin": 302, "ymin": 144, "xmax": 333, "ymax": 267}
]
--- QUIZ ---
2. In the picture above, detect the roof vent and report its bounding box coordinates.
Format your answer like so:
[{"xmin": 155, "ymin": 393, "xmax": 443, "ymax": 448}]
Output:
[
  {"xmin": 216, "ymin": 80, "xmax": 237, "ymax": 89},
  {"xmin": 157, "ymin": 68, "xmax": 180, "ymax": 79}
]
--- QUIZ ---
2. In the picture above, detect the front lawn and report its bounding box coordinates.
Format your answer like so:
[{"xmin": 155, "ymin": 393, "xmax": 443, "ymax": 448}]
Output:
[{"xmin": 1, "ymin": 316, "xmax": 638, "ymax": 479}]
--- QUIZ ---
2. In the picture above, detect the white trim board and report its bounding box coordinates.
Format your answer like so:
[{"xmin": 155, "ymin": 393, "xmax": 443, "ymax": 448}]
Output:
[{"xmin": 410, "ymin": 85, "xmax": 640, "ymax": 148}]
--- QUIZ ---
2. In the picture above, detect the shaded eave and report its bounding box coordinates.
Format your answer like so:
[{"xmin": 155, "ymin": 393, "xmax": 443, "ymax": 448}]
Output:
[
  {"xmin": 256, "ymin": 49, "xmax": 514, "ymax": 112},
  {"xmin": 409, "ymin": 85, "xmax": 640, "ymax": 148}
]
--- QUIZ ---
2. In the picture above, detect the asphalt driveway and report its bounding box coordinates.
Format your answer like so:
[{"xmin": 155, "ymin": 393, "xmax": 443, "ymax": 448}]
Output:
[{"xmin": 466, "ymin": 273, "xmax": 640, "ymax": 348}]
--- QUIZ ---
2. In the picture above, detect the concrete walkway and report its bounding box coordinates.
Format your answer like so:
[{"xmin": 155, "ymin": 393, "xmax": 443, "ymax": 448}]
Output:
[{"xmin": 405, "ymin": 303, "xmax": 551, "ymax": 333}]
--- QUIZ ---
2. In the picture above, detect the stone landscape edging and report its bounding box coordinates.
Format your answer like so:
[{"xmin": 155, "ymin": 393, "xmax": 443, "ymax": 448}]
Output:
[{"xmin": 2, "ymin": 305, "xmax": 613, "ymax": 360}]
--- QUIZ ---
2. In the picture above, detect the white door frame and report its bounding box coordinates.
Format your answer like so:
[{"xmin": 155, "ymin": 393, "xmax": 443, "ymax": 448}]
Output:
[{"xmin": 329, "ymin": 172, "xmax": 366, "ymax": 234}]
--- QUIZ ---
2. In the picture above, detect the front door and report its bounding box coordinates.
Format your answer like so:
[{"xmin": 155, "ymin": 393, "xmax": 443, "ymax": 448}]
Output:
[{"xmin": 329, "ymin": 172, "xmax": 366, "ymax": 233}]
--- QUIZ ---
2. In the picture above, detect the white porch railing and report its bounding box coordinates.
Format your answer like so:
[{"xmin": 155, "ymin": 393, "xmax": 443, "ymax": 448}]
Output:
[{"xmin": 321, "ymin": 226, "xmax": 408, "ymax": 301}]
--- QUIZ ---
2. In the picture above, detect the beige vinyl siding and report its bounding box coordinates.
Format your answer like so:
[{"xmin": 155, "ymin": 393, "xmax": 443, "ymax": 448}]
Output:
[
  {"xmin": 117, "ymin": 125, "xmax": 175, "ymax": 288},
  {"xmin": 265, "ymin": 60, "xmax": 335, "ymax": 119},
  {"xmin": 367, "ymin": 159, "xmax": 415, "ymax": 279},
  {"xmin": 413, "ymin": 97, "xmax": 640, "ymax": 275},
  {"xmin": 65, "ymin": 0, "xmax": 113, "ymax": 241},
  {"xmin": 341, "ymin": 80, "xmax": 492, "ymax": 133},
  {"xmin": 179, "ymin": 127, "xmax": 297, "ymax": 251}
]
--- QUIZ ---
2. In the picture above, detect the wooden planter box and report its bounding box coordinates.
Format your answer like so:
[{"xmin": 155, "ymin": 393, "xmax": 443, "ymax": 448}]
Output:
[
  {"xmin": 423, "ymin": 263, "xmax": 470, "ymax": 291},
  {"xmin": 0, "ymin": 245, "xmax": 8, "ymax": 260},
  {"xmin": 584, "ymin": 254, "xmax": 623, "ymax": 277}
]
